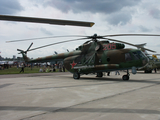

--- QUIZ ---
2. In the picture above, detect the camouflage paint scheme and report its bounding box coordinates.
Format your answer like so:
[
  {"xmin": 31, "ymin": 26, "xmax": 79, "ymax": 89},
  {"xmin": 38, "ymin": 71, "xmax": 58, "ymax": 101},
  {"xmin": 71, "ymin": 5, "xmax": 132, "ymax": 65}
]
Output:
[
  {"xmin": 139, "ymin": 55, "xmax": 160, "ymax": 73},
  {"xmin": 135, "ymin": 44, "xmax": 160, "ymax": 73},
  {"xmin": 21, "ymin": 40, "xmax": 148, "ymax": 80}
]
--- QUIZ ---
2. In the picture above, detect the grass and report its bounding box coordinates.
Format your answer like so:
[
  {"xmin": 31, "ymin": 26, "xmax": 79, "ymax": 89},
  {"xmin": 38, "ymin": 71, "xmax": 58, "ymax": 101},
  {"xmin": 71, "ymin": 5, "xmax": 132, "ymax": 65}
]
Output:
[{"xmin": 0, "ymin": 66, "xmax": 61, "ymax": 75}]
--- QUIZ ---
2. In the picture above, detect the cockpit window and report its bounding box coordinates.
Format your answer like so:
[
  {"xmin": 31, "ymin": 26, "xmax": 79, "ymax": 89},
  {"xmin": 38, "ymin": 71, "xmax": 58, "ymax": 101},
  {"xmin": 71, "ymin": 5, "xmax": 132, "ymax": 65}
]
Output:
[
  {"xmin": 125, "ymin": 53, "xmax": 132, "ymax": 61},
  {"xmin": 137, "ymin": 51, "xmax": 145, "ymax": 59},
  {"xmin": 132, "ymin": 51, "xmax": 146, "ymax": 60},
  {"xmin": 132, "ymin": 52, "xmax": 139, "ymax": 60}
]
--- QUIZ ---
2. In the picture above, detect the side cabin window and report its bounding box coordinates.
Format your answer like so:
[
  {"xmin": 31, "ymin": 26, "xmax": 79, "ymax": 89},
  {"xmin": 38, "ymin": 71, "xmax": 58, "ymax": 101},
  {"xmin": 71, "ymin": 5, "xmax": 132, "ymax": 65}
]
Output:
[{"xmin": 125, "ymin": 53, "xmax": 132, "ymax": 61}]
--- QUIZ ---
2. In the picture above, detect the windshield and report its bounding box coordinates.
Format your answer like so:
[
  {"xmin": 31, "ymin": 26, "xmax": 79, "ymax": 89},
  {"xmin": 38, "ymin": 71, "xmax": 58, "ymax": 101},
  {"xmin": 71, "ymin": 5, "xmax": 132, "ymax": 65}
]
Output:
[
  {"xmin": 137, "ymin": 51, "xmax": 146, "ymax": 59},
  {"xmin": 132, "ymin": 51, "xmax": 146, "ymax": 60},
  {"xmin": 132, "ymin": 52, "xmax": 139, "ymax": 60}
]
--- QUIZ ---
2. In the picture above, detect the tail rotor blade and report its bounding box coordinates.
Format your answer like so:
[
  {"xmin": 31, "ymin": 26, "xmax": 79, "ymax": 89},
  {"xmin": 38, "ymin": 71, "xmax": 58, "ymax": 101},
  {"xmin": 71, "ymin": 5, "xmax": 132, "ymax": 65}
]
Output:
[
  {"xmin": 27, "ymin": 42, "xmax": 33, "ymax": 51},
  {"xmin": 17, "ymin": 49, "xmax": 24, "ymax": 52}
]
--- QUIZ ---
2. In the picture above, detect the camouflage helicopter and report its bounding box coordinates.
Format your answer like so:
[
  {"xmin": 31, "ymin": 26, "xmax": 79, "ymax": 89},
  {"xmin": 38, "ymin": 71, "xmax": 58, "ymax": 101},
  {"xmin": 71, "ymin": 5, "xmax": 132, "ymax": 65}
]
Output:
[
  {"xmin": 141, "ymin": 54, "xmax": 160, "ymax": 73},
  {"xmin": 11, "ymin": 34, "xmax": 160, "ymax": 81},
  {"xmin": 1, "ymin": 15, "xmax": 160, "ymax": 80},
  {"xmin": 145, "ymin": 54, "xmax": 160, "ymax": 73},
  {"xmin": 136, "ymin": 43, "xmax": 160, "ymax": 73}
]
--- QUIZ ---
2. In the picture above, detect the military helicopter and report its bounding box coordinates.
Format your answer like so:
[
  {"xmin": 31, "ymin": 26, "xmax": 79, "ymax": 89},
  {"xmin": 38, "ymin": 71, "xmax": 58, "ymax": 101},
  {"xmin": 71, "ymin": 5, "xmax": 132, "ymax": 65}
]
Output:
[
  {"xmin": 145, "ymin": 54, "xmax": 160, "ymax": 73},
  {"xmin": 136, "ymin": 43, "xmax": 160, "ymax": 73},
  {"xmin": 9, "ymin": 33, "xmax": 160, "ymax": 81},
  {"xmin": 1, "ymin": 15, "xmax": 160, "ymax": 80},
  {"xmin": 140, "ymin": 54, "xmax": 160, "ymax": 73}
]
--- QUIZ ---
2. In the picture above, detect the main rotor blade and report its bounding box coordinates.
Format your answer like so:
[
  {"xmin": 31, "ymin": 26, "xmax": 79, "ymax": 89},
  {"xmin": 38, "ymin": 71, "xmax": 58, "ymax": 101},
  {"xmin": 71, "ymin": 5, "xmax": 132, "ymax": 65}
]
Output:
[
  {"xmin": 28, "ymin": 38, "xmax": 88, "ymax": 52},
  {"xmin": 103, "ymin": 34, "xmax": 160, "ymax": 37},
  {"xmin": 6, "ymin": 35, "xmax": 86, "ymax": 43},
  {"xmin": 0, "ymin": 15, "xmax": 94, "ymax": 27},
  {"xmin": 104, "ymin": 38, "xmax": 156, "ymax": 53}
]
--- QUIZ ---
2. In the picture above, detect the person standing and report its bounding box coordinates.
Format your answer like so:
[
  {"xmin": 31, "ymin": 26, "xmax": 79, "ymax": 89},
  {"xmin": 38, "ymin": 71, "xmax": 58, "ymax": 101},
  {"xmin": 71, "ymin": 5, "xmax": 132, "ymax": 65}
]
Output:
[
  {"xmin": 107, "ymin": 72, "xmax": 110, "ymax": 76},
  {"xmin": 63, "ymin": 65, "xmax": 65, "ymax": 72},
  {"xmin": 19, "ymin": 63, "xmax": 24, "ymax": 73},
  {"xmin": 115, "ymin": 71, "xmax": 120, "ymax": 75}
]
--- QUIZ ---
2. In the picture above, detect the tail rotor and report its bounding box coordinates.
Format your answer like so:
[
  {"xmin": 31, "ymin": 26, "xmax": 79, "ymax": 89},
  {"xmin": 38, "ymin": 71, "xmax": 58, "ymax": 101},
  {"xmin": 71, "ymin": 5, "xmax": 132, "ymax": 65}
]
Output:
[
  {"xmin": 17, "ymin": 43, "xmax": 33, "ymax": 62},
  {"xmin": 17, "ymin": 42, "xmax": 33, "ymax": 54}
]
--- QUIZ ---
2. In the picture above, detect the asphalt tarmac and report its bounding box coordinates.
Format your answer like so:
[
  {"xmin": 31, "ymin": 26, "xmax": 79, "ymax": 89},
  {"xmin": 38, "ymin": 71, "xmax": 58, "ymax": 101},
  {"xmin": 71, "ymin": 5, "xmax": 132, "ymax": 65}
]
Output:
[{"xmin": 0, "ymin": 71, "xmax": 160, "ymax": 120}]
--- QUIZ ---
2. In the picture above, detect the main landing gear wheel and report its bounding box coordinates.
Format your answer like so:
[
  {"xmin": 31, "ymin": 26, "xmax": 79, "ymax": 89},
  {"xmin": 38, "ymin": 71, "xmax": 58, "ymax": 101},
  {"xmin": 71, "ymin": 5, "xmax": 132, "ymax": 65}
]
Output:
[
  {"xmin": 122, "ymin": 69, "xmax": 130, "ymax": 81},
  {"xmin": 144, "ymin": 70, "xmax": 152, "ymax": 73},
  {"xmin": 96, "ymin": 72, "xmax": 103, "ymax": 77},
  {"xmin": 122, "ymin": 75, "xmax": 129, "ymax": 81},
  {"xmin": 73, "ymin": 72, "xmax": 80, "ymax": 79}
]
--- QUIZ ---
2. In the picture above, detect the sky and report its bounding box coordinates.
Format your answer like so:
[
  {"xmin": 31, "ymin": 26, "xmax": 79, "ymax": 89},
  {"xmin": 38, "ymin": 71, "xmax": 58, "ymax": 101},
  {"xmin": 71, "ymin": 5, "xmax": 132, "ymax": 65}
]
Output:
[{"xmin": 0, "ymin": 0, "xmax": 160, "ymax": 59}]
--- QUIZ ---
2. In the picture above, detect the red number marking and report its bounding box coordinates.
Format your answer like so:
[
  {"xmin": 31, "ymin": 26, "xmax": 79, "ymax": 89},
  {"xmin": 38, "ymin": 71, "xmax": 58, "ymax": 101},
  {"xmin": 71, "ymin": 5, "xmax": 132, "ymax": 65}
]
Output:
[
  {"xmin": 103, "ymin": 43, "xmax": 116, "ymax": 51},
  {"xmin": 112, "ymin": 43, "xmax": 116, "ymax": 49},
  {"xmin": 103, "ymin": 45, "xmax": 107, "ymax": 50},
  {"xmin": 107, "ymin": 44, "xmax": 111, "ymax": 50}
]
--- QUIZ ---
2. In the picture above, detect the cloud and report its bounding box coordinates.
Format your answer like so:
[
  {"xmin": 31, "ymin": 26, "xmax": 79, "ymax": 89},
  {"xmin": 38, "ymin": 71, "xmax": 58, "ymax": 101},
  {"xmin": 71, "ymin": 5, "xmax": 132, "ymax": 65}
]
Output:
[
  {"xmin": 40, "ymin": 27, "xmax": 53, "ymax": 35},
  {"xmin": 43, "ymin": 0, "xmax": 141, "ymax": 14},
  {"xmin": 149, "ymin": 8, "xmax": 160, "ymax": 19},
  {"xmin": 39, "ymin": 0, "xmax": 140, "ymax": 26},
  {"xmin": 1, "ymin": 0, "xmax": 160, "ymax": 58},
  {"xmin": 155, "ymin": 27, "xmax": 160, "ymax": 31},
  {"xmin": 106, "ymin": 11, "xmax": 132, "ymax": 26},
  {"xmin": 138, "ymin": 25, "xmax": 151, "ymax": 32},
  {"xmin": 0, "ymin": 0, "xmax": 24, "ymax": 15}
]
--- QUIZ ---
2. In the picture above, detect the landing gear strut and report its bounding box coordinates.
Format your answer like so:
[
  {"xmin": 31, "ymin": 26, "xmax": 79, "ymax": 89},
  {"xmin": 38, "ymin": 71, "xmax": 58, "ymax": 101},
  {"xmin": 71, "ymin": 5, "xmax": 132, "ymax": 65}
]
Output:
[{"xmin": 122, "ymin": 70, "xmax": 130, "ymax": 81}]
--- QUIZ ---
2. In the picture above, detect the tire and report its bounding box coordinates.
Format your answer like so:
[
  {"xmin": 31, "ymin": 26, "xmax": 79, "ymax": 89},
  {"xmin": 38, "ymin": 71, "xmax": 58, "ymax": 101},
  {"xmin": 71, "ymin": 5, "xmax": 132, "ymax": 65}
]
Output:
[
  {"xmin": 145, "ymin": 70, "xmax": 148, "ymax": 73},
  {"xmin": 122, "ymin": 75, "xmax": 129, "ymax": 81},
  {"xmin": 96, "ymin": 72, "xmax": 103, "ymax": 77},
  {"xmin": 73, "ymin": 72, "xmax": 80, "ymax": 79}
]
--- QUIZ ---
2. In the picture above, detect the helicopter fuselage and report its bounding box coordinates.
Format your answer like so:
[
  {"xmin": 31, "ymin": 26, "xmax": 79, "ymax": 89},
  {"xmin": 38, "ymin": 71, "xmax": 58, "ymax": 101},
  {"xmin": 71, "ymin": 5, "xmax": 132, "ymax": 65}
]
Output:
[
  {"xmin": 22, "ymin": 41, "xmax": 148, "ymax": 80},
  {"xmin": 64, "ymin": 48, "xmax": 148, "ymax": 74}
]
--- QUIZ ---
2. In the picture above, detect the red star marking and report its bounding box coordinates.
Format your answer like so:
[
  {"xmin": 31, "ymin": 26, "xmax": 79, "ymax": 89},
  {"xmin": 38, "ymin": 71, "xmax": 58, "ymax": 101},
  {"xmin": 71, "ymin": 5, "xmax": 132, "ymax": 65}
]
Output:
[{"xmin": 70, "ymin": 61, "xmax": 77, "ymax": 69}]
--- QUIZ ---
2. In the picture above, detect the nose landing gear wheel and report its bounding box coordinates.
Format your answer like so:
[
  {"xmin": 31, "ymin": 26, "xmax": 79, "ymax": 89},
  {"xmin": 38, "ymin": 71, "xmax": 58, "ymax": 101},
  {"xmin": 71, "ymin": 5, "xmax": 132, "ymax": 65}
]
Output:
[
  {"xmin": 73, "ymin": 72, "xmax": 80, "ymax": 79},
  {"xmin": 122, "ymin": 75, "xmax": 129, "ymax": 81}
]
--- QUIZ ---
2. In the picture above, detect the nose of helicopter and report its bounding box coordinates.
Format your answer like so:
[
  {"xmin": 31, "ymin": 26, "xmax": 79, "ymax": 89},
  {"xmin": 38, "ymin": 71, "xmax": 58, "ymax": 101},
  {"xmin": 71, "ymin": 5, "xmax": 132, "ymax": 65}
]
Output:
[{"xmin": 142, "ymin": 53, "xmax": 149, "ymax": 66}]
